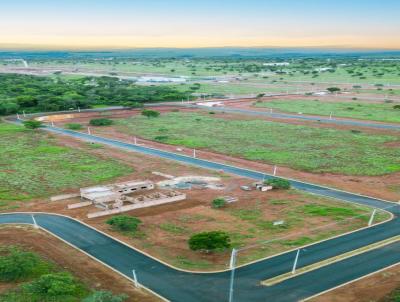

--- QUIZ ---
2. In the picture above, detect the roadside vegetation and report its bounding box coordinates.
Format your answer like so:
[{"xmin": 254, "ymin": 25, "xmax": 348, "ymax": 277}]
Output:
[
  {"xmin": 0, "ymin": 122, "xmax": 132, "ymax": 210},
  {"xmin": 0, "ymin": 245, "xmax": 127, "ymax": 302},
  {"xmin": 254, "ymin": 99, "xmax": 400, "ymax": 123},
  {"xmin": 0, "ymin": 73, "xmax": 191, "ymax": 115},
  {"xmin": 116, "ymin": 112, "xmax": 400, "ymax": 176}
]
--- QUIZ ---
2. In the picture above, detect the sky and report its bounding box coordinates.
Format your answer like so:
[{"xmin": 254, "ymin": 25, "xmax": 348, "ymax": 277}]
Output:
[{"xmin": 1, "ymin": 0, "xmax": 399, "ymax": 50}]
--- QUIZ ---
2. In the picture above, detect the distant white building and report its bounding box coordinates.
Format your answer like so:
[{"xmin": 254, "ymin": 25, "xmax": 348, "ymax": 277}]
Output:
[{"xmin": 263, "ymin": 62, "xmax": 290, "ymax": 66}]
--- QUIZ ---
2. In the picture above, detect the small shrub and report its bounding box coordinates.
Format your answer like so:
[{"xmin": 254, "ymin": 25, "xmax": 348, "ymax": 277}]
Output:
[
  {"xmin": 0, "ymin": 246, "xmax": 50, "ymax": 282},
  {"xmin": 393, "ymin": 105, "xmax": 400, "ymax": 109},
  {"xmin": 65, "ymin": 123, "xmax": 82, "ymax": 130},
  {"xmin": 351, "ymin": 129, "xmax": 362, "ymax": 134},
  {"xmin": 265, "ymin": 178, "xmax": 291, "ymax": 190},
  {"xmin": 106, "ymin": 215, "xmax": 142, "ymax": 232},
  {"xmin": 188, "ymin": 231, "xmax": 231, "ymax": 252},
  {"xmin": 211, "ymin": 198, "xmax": 227, "ymax": 209},
  {"xmin": 89, "ymin": 118, "xmax": 113, "ymax": 126},
  {"xmin": 154, "ymin": 135, "xmax": 169, "ymax": 142},
  {"xmin": 23, "ymin": 120, "xmax": 43, "ymax": 129},
  {"xmin": 141, "ymin": 109, "xmax": 160, "ymax": 118},
  {"xmin": 22, "ymin": 272, "xmax": 84, "ymax": 297},
  {"xmin": 83, "ymin": 290, "xmax": 128, "ymax": 302}
]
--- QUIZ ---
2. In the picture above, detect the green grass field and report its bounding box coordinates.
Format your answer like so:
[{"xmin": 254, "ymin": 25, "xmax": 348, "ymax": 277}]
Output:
[
  {"xmin": 254, "ymin": 99, "xmax": 400, "ymax": 123},
  {"xmin": 116, "ymin": 112, "xmax": 400, "ymax": 176},
  {"xmin": 0, "ymin": 123, "xmax": 132, "ymax": 208}
]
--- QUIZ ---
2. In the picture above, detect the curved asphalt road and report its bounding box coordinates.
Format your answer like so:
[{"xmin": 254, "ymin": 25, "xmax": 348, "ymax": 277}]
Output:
[{"xmin": 1, "ymin": 120, "xmax": 399, "ymax": 301}]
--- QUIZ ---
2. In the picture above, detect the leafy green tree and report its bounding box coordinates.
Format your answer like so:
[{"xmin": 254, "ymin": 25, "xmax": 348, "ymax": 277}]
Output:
[
  {"xmin": 211, "ymin": 198, "xmax": 227, "ymax": 209},
  {"xmin": 83, "ymin": 290, "xmax": 128, "ymax": 302},
  {"xmin": 22, "ymin": 272, "xmax": 84, "ymax": 297},
  {"xmin": 106, "ymin": 215, "xmax": 142, "ymax": 232},
  {"xmin": 265, "ymin": 178, "xmax": 291, "ymax": 190},
  {"xmin": 0, "ymin": 246, "xmax": 47, "ymax": 282},
  {"xmin": 141, "ymin": 109, "xmax": 160, "ymax": 118},
  {"xmin": 89, "ymin": 118, "xmax": 113, "ymax": 126},
  {"xmin": 23, "ymin": 120, "xmax": 43, "ymax": 129},
  {"xmin": 188, "ymin": 231, "xmax": 231, "ymax": 252},
  {"xmin": 327, "ymin": 87, "xmax": 341, "ymax": 94}
]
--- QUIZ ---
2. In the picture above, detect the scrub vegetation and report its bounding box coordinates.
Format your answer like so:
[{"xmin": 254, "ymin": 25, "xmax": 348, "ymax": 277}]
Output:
[
  {"xmin": 0, "ymin": 122, "xmax": 132, "ymax": 209},
  {"xmin": 116, "ymin": 112, "xmax": 400, "ymax": 176},
  {"xmin": 0, "ymin": 246, "xmax": 127, "ymax": 302},
  {"xmin": 255, "ymin": 99, "xmax": 400, "ymax": 123}
]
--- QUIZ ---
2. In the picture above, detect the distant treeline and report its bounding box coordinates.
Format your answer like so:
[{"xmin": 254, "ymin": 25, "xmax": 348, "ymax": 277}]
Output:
[{"xmin": 0, "ymin": 74, "xmax": 190, "ymax": 115}]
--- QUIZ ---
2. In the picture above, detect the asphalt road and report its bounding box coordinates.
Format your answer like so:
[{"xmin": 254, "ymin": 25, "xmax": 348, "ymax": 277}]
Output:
[
  {"xmin": 1, "ymin": 120, "xmax": 399, "ymax": 301},
  {"xmin": 190, "ymin": 105, "xmax": 400, "ymax": 131}
]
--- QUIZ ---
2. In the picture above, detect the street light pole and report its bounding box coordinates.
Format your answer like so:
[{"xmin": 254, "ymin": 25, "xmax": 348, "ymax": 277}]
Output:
[
  {"xmin": 229, "ymin": 248, "xmax": 237, "ymax": 302},
  {"xmin": 292, "ymin": 249, "xmax": 300, "ymax": 274}
]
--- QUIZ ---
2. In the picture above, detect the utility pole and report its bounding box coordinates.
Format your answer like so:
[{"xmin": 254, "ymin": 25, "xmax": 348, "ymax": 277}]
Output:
[
  {"xmin": 87, "ymin": 127, "xmax": 91, "ymax": 135},
  {"xmin": 51, "ymin": 121, "xmax": 54, "ymax": 127},
  {"xmin": 368, "ymin": 209, "xmax": 377, "ymax": 226},
  {"xmin": 134, "ymin": 136, "xmax": 137, "ymax": 145},
  {"xmin": 132, "ymin": 270, "xmax": 139, "ymax": 288},
  {"xmin": 229, "ymin": 248, "xmax": 237, "ymax": 302},
  {"xmin": 292, "ymin": 249, "xmax": 300, "ymax": 274},
  {"xmin": 17, "ymin": 113, "xmax": 20, "ymax": 120},
  {"xmin": 193, "ymin": 149, "xmax": 196, "ymax": 158},
  {"xmin": 329, "ymin": 112, "xmax": 333, "ymax": 120},
  {"xmin": 78, "ymin": 107, "xmax": 81, "ymax": 113},
  {"xmin": 273, "ymin": 165, "xmax": 277, "ymax": 176}
]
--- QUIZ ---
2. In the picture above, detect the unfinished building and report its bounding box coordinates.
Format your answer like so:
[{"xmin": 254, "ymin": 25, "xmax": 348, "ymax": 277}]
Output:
[{"xmin": 67, "ymin": 180, "xmax": 186, "ymax": 218}]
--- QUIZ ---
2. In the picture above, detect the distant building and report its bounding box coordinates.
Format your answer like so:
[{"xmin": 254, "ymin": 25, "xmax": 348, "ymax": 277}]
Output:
[{"xmin": 263, "ymin": 62, "xmax": 290, "ymax": 66}]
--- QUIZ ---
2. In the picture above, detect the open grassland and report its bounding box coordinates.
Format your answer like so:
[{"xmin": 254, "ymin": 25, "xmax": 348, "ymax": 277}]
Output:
[
  {"xmin": 254, "ymin": 99, "xmax": 400, "ymax": 123},
  {"xmin": 115, "ymin": 112, "xmax": 400, "ymax": 176},
  {"xmin": 0, "ymin": 123, "xmax": 132, "ymax": 209}
]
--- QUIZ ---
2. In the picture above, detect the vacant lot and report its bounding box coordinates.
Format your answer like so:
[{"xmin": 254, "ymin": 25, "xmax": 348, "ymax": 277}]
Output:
[
  {"xmin": 254, "ymin": 99, "xmax": 400, "ymax": 123},
  {"xmin": 0, "ymin": 226, "xmax": 157, "ymax": 302},
  {"xmin": 0, "ymin": 123, "xmax": 132, "ymax": 209},
  {"xmin": 115, "ymin": 112, "xmax": 400, "ymax": 176},
  {"xmin": 96, "ymin": 188, "xmax": 387, "ymax": 270}
]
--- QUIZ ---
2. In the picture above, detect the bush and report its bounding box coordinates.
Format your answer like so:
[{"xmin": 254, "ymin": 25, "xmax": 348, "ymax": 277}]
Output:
[
  {"xmin": 141, "ymin": 109, "xmax": 160, "ymax": 118},
  {"xmin": 23, "ymin": 120, "xmax": 43, "ymax": 129},
  {"xmin": 0, "ymin": 246, "xmax": 49, "ymax": 282},
  {"xmin": 83, "ymin": 290, "xmax": 128, "ymax": 302},
  {"xmin": 188, "ymin": 231, "xmax": 231, "ymax": 252},
  {"xmin": 327, "ymin": 87, "xmax": 341, "ymax": 94},
  {"xmin": 265, "ymin": 178, "xmax": 291, "ymax": 190},
  {"xmin": 22, "ymin": 272, "xmax": 84, "ymax": 297},
  {"xmin": 89, "ymin": 118, "xmax": 113, "ymax": 126},
  {"xmin": 106, "ymin": 215, "xmax": 142, "ymax": 232},
  {"xmin": 211, "ymin": 198, "xmax": 227, "ymax": 209},
  {"xmin": 65, "ymin": 123, "xmax": 82, "ymax": 130},
  {"xmin": 394, "ymin": 105, "xmax": 400, "ymax": 110}
]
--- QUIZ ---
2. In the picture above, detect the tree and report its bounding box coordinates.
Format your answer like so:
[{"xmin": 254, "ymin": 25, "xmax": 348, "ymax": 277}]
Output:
[
  {"xmin": 265, "ymin": 178, "xmax": 291, "ymax": 190},
  {"xmin": 22, "ymin": 272, "xmax": 82, "ymax": 297},
  {"xmin": 106, "ymin": 215, "xmax": 142, "ymax": 232},
  {"xmin": 327, "ymin": 87, "xmax": 341, "ymax": 94},
  {"xmin": 211, "ymin": 198, "xmax": 227, "ymax": 209},
  {"xmin": 89, "ymin": 118, "xmax": 113, "ymax": 126},
  {"xmin": 141, "ymin": 109, "xmax": 160, "ymax": 118},
  {"xmin": 393, "ymin": 105, "xmax": 400, "ymax": 110},
  {"xmin": 0, "ymin": 246, "xmax": 44, "ymax": 282},
  {"xmin": 188, "ymin": 231, "xmax": 231, "ymax": 252},
  {"xmin": 23, "ymin": 120, "xmax": 43, "ymax": 129},
  {"xmin": 83, "ymin": 290, "xmax": 128, "ymax": 302}
]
